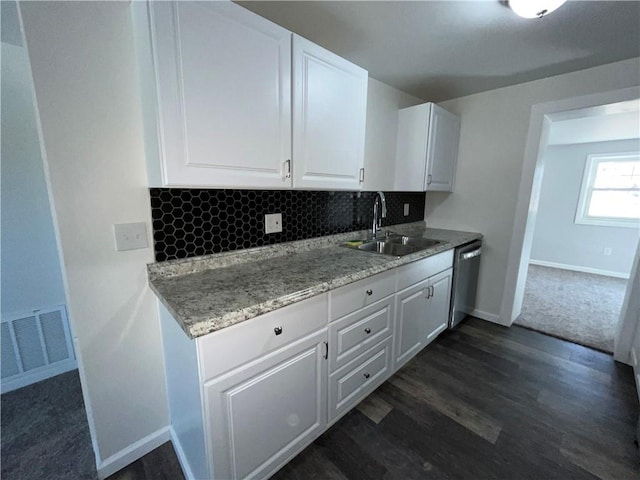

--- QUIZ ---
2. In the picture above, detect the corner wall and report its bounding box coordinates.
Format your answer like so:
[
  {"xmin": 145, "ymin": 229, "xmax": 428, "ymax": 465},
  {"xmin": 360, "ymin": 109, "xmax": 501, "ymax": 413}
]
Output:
[
  {"xmin": 427, "ymin": 57, "xmax": 640, "ymax": 324},
  {"xmin": 19, "ymin": 1, "xmax": 169, "ymax": 475}
]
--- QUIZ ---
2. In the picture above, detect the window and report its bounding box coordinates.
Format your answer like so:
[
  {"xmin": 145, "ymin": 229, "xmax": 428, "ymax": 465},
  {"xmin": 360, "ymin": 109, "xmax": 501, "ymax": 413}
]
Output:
[{"xmin": 575, "ymin": 152, "xmax": 640, "ymax": 228}]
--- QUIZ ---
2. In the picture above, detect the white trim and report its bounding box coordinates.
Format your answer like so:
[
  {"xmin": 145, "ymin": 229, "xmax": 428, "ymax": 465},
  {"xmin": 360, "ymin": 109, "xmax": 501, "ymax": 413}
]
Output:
[
  {"xmin": 0, "ymin": 360, "xmax": 77, "ymax": 394},
  {"xmin": 96, "ymin": 426, "xmax": 171, "ymax": 479},
  {"xmin": 528, "ymin": 259, "xmax": 630, "ymax": 279},
  {"xmin": 470, "ymin": 309, "xmax": 507, "ymax": 326},
  {"xmin": 170, "ymin": 426, "xmax": 195, "ymax": 480},
  {"xmin": 501, "ymin": 86, "xmax": 640, "ymax": 327},
  {"xmin": 574, "ymin": 152, "xmax": 640, "ymax": 228}
]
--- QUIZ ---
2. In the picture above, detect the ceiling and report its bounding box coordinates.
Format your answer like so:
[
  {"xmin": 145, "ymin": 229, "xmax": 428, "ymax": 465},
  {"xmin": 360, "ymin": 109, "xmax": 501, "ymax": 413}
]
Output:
[{"xmin": 238, "ymin": 1, "xmax": 640, "ymax": 102}]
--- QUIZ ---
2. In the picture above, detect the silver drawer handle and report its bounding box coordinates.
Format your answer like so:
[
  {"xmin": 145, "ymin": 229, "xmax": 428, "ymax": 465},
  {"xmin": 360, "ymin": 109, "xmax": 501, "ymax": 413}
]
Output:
[
  {"xmin": 363, "ymin": 372, "xmax": 370, "ymax": 379},
  {"xmin": 366, "ymin": 289, "xmax": 373, "ymax": 296},
  {"xmin": 364, "ymin": 328, "xmax": 371, "ymax": 334},
  {"xmin": 274, "ymin": 326, "xmax": 283, "ymax": 336}
]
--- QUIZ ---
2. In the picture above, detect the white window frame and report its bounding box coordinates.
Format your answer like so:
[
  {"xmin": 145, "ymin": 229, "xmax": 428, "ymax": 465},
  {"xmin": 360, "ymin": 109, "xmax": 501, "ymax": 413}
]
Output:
[{"xmin": 575, "ymin": 152, "xmax": 640, "ymax": 228}]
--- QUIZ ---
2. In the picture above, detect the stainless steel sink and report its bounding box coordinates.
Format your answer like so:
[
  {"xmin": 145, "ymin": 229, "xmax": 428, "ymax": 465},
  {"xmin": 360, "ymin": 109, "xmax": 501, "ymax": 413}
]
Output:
[
  {"xmin": 342, "ymin": 234, "xmax": 442, "ymax": 257},
  {"xmin": 357, "ymin": 241, "xmax": 417, "ymax": 257},
  {"xmin": 385, "ymin": 235, "xmax": 442, "ymax": 249}
]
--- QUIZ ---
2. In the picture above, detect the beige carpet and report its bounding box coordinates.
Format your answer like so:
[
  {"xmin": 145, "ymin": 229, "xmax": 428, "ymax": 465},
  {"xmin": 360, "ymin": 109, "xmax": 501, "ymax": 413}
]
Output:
[{"xmin": 515, "ymin": 264, "xmax": 628, "ymax": 353}]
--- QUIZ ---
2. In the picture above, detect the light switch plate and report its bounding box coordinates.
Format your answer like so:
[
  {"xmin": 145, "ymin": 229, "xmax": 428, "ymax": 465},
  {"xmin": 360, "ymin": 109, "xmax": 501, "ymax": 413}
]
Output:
[
  {"xmin": 404, "ymin": 203, "xmax": 410, "ymax": 216},
  {"xmin": 114, "ymin": 222, "xmax": 148, "ymax": 251},
  {"xmin": 265, "ymin": 213, "xmax": 283, "ymax": 234}
]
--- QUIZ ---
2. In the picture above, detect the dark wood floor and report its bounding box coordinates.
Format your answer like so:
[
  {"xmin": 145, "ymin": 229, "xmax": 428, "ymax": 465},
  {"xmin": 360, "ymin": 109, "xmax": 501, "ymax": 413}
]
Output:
[{"xmin": 112, "ymin": 318, "xmax": 640, "ymax": 479}]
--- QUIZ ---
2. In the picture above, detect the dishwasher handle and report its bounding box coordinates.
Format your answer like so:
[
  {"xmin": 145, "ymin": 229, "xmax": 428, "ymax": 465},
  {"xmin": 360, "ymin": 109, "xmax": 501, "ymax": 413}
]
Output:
[{"xmin": 461, "ymin": 248, "xmax": 481, "ymax": 260}]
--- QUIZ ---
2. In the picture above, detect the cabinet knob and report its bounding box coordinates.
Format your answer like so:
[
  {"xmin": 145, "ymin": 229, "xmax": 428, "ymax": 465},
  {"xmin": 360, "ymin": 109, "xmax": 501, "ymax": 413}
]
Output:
[
  {"xmin": 274, "ymin": 326, "xmax": 283, "ymax": 336},
  {"xmin": 364, "ymin": 328, "xmax": 371, "ymax": 334},
  {"xmin": 366, "ymin": 289, "xmax": 373, "ymax": 296},
  {"xmin": 363, "ymin": 372, "xmax": 370, "ymax": 379}
]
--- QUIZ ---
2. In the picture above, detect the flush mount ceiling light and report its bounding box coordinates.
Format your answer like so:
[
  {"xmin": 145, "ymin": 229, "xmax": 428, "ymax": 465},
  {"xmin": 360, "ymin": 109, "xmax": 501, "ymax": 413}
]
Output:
[{"xmin": 509, "ymin": 0, "xmax": 568, "ymax": 18}]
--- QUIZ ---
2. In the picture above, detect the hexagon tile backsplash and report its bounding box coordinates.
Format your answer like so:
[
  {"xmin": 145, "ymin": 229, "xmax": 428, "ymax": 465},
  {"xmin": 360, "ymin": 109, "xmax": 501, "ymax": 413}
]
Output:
[{"xmin": 150, "ymin": 189, "xmax": 426, "ymax": 262}]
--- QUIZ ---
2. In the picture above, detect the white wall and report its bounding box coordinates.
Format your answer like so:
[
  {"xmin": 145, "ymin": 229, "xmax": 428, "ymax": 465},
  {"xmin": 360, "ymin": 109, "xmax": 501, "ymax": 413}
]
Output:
[
  {"xmin": 547, "ymin": 111, "xmax": 640, "ymax": 145},
  {"xmin": 1, "ymin": 41, "xmax": 66, "ymax": 317},
  {"xmin": 363, "ymin": 77, "xmax": 424, "ymax": 191},
  {"xmin": 426, "ymin": 57, "xmax": 640, "ymax": 323},
  {"xmin": 530, "ymin": 139, "xmax": 640, "ymax": 277},
  {"xmin": 20, "ymin": 1, "xmax": 169, "ymax": 475}
]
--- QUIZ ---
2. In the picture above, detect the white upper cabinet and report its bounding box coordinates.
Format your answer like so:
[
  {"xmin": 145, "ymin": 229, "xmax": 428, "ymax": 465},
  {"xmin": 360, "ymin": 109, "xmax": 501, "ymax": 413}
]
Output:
[
  {"xmin": 137, "ymin": 1, "xmax": 292, "ymax": 188},
  {"xmin": 133, "ymin": 2, "xmax": 369, "ymax": 190},
  {"xmin": 292, "ymin": 35, "xmax": 368, "ymax": 190},
  {"xmin": 394, "ymin": 103, "xmax": 460, "ymax": 192}
]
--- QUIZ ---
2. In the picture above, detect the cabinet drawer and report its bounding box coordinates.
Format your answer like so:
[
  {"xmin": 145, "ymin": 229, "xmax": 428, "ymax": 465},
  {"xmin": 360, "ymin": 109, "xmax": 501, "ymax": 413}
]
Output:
[
  {"xmin": 197, "ymin": 293, "xmax": 328, "ymax": 381},
  {"xmin": 328, "ymin": 336, "xmax": 393, "ymax": 423},
  {"xmin": 397, "ymin": 249, "xmax": 454, "ymax": 291},
  {"xmin": 329, "ymin": 296, "xmax": 394, "ymax": 372},
  {"xmin": 330, "ymin": 269, "xmax": 396, "ymax": 321}
]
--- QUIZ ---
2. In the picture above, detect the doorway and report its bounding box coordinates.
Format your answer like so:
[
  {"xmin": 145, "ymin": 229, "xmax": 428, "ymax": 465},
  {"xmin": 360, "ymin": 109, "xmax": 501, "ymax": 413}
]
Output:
[
  {"xmin": 501, "ymin": 86, "xmax": 640, "ymax": 360},
  {"xmin": 513, "ymin": 106, "xmax": 639, "ymax": 352},
  {"xmin": 1, "ymin": 2, "xmax": 96, "ymax": 478}
]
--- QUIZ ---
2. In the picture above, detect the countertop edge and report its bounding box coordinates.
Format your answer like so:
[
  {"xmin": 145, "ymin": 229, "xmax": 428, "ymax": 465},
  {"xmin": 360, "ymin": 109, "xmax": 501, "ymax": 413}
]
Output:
[{"xmin": 152, "ymin": 228, "xmax": 482, "ymax": 340}]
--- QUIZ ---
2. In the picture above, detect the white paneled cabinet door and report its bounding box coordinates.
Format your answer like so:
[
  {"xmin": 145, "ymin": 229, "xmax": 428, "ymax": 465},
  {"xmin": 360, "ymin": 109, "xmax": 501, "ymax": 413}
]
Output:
[
  {"xmin": 394, "ymin": 279, "xmax": 429, "ymax": 369},
  {"xmin": 204, "ymin": 329, "xmax": 327, "ymax": 480},
  {"xmin": 424, "ymin": 268, "xmax": 453, "ymax": 345},
  {"xmin": 292, "ymin": 35, "xmax": 368, "ymax": 190},
  {"xmin": 394, "ymin": 103, "xmax": 460, "ymax": 192},
  {"xmin": 150, "ymin": 1, "xmax": 292, "ymax": 188},
  {"xmin": 425, "ymin": 104, "xmax": 460, "ymax": 191}
]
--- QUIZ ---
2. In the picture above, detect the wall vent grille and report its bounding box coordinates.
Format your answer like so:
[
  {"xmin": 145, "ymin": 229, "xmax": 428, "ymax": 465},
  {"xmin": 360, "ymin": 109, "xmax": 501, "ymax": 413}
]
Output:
[{"xmin": 1, "ymin": 305, "xmax": 76, "ymax": 393}]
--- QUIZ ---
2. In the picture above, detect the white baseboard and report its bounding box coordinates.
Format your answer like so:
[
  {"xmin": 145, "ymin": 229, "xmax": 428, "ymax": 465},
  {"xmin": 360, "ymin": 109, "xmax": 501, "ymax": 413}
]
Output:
[
  {"xmin": 1, "ymin": 359, "xmax": 77, "ymax": 394},
  {"xmin": 470, "ymin": 309, "xmax": 508, "ymax": 326},
  {"xmin": 169, "ymin": 426, "xmax": 195, "ymax": 480},
  {"xmin": 529, "ymin": 260, "xmax": 630, "ymax": 279},
  {"xmin": 97, "ymin": 426, "xmax": 170, "ymax": 479}
]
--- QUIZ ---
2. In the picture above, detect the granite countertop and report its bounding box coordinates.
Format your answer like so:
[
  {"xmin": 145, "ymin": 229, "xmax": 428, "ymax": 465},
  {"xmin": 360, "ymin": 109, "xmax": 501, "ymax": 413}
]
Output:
[{"xmin": 147, "ymin": 222, "xmax": 482, "ymax": 339}]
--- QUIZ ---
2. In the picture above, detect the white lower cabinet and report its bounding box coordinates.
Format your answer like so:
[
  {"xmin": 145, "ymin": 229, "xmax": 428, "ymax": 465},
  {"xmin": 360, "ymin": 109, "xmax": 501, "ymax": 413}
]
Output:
[
  {"xmin": 424, "ymin": 269, "xmax": 453, "ymax": 345},
  {"xmin": 204, "ymin": 328, "xmax": 327, "ymax": 480},
  {"xmin": 394, "ymin": 263, "xmax": 453, "ymax": 370},
  {"xmin": 395, "ymin": 278, "xmax": 430, "ymax": 368},
  {"xmin": 160, "ymin": 250, "xmax": 457, "ymax": 480}
]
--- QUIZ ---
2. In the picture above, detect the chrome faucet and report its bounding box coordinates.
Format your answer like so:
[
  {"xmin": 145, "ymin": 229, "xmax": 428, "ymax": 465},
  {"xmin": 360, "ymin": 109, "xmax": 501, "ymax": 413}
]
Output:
[{"xmin": 371, "ymin": 191, "xmax": 387, "ymax": 239}]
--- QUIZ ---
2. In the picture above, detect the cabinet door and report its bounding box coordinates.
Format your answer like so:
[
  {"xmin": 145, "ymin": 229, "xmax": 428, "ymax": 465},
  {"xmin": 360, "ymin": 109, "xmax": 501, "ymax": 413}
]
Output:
[
  {"xmin": 292, "ymin": 35, "xmax": 368, "ymax": 190},
  {"xmin": 424, "ymin": 268, "xmax": 453, "ymax": 345},
  {"xmin": 394, "ymin": 103, "xmax": 430, "ymax": 192},
  {"xmin": 425, "ymin": 104, "xmax": 460, "ymax": 192},
  {"xmin": 204, "ymin": 329, "xmax": 327, "ymax": 480},
  {"xmin": 149, "ymin": 2, "xmax": 292, "ymax": 188},
  {"xmin": 394, "ymin": 279, "xmax": 429, "ymax": 369}
]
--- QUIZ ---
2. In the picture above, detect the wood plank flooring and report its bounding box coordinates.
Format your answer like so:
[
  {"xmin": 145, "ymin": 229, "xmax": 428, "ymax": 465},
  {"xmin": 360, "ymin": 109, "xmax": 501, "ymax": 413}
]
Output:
[
  {"xmin": 112, "ymin": 318, "xmax": 639, "ymax": 479},
  {"xmin": 274, "ymin": 318, "xmax": 639, "ymax": 480}
]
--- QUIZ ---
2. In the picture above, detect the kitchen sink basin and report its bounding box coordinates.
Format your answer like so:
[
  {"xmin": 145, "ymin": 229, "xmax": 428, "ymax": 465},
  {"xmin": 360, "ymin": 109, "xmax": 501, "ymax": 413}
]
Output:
[
  {"xmin": 342, "ymin": 234, "xmax": 442, "ymax": 257},
  {"xmin": 385, "ymin": 235, "xmax": 442, "ymax": 249},
  {"xmin": 357, "ymin": 241, "xmax": 417, "ymax": 257}
]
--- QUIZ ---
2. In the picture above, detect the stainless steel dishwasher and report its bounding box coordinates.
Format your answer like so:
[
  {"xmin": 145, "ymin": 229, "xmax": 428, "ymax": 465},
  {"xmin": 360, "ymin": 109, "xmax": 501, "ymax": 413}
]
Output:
[{"xmin": 449, "ymin": 239, "xmax": 482, "ymax": 329}]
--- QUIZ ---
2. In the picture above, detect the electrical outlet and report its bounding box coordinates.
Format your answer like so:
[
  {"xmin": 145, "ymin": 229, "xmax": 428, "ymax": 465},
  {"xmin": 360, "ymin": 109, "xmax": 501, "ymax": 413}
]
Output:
[
  {"xmin": 404, "ymin": 203, "xmax": 410, "ymax": 216},
  {"xmin": 265, "ymin": 213, "xmax": 283, "ymax": 234},
  {"xmin": 114, "ymin": 222, "xmax": 148, "ymax": 251},
  {"xmin": 603, "ymin": 247, "xmax": 613, "ymax": 256}
]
